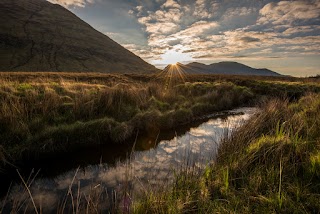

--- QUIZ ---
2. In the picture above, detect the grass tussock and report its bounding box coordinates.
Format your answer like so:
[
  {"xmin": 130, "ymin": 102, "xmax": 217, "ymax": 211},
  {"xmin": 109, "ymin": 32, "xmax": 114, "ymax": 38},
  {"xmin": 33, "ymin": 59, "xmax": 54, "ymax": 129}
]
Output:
[
  {"xmin": 0, "ymin": 72, "xmax": 319, "ymax": 166},
  {"xmin": 134, "ymin": 93, "xmax": 320, "ymax": 213}
]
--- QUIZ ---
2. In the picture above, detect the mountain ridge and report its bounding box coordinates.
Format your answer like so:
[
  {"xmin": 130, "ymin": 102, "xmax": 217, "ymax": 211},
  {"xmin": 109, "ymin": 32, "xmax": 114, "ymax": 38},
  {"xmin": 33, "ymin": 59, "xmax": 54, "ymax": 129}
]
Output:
[
  {"xmin": 0, "ymin": 0, "xmax": 157, "ymax": 73},
  {"xmin": 181, "ymin": 61, "xmax": 281, "ymax": 76}
]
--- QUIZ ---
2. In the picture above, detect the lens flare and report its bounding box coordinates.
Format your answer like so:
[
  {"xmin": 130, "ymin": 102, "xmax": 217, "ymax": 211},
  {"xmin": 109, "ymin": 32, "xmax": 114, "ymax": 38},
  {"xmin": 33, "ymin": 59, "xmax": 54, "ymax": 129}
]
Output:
[
  {"xmin": 157, "ymin": 62, "xmax": 207, "ymax": 91},
  {"xmin": 157, "ymin": 62, "xmax": 186, "ymax": 91}
]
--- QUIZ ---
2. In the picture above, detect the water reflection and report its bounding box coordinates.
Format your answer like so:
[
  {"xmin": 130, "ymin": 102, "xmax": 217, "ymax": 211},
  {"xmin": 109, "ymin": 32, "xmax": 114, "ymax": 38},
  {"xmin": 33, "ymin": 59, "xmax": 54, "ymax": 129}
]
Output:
[{"xmin": 1, "ymin": 108, "xmax": 256, "ymax": 212}]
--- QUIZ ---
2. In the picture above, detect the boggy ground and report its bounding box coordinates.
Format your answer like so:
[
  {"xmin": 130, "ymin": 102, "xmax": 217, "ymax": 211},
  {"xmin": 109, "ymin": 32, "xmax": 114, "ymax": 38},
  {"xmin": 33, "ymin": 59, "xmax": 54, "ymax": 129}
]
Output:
[
  {"xmin": 134, "ymin": 93, "xmax": 320, "ymax": 213},
  {"xmin": 0, "ymin": 72, "xmax": 320, "ymax": 213},
  {"xmin": 0, "ymin": 72, "xmax": 319, "ymax": 168}
]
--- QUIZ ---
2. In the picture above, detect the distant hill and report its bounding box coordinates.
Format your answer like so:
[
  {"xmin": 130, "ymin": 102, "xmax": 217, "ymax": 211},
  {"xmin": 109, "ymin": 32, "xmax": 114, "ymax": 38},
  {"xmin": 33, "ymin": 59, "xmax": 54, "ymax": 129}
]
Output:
[
  {"xmin": 172, "ymin": 62, "xmax": 281, "ymax": 76},
  {"xmin": 0, "ymin": 0, "xmax": 157, "ymax": 73}
]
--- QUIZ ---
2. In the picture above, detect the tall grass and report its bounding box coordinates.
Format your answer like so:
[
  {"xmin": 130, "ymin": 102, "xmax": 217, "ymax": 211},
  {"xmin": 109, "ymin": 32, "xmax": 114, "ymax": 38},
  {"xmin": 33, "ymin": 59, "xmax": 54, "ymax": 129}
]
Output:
[
  {"xmin": 1, "ymin": 70, "xmax": 319, "ymax": 212},
  {"xmin": 0, "ymin": 73, "xmax": 256, "ymax": 163},
  {"xmin": 133, "ymin": 93, "xmax": 320, "ymax": 213},
  {"xmin": 0, "ymin": 72, "xmax": 319, "ymax": 170}
]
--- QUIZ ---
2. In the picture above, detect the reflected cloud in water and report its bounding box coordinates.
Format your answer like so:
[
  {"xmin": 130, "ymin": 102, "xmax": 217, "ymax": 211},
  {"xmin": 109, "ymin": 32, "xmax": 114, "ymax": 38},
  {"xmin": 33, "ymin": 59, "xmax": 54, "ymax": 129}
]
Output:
[{"xmin": 2, "ymin": 108, "xmax": 257, "ymax": 212}]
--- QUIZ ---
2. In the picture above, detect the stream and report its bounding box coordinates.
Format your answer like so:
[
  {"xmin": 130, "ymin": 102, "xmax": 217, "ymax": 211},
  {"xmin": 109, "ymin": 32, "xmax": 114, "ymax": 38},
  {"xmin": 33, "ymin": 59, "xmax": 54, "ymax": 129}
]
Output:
[{"xmin": 0, "ymin": 107, "xmax": 257, "ymax": 212}]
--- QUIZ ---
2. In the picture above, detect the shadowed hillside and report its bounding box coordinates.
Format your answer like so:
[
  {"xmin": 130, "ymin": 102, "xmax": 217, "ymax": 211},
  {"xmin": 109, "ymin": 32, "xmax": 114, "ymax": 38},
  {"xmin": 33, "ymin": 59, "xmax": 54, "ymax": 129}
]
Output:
[{"xmin": 0, "ymin": 0, "xmax": 157, "ymax": 73}]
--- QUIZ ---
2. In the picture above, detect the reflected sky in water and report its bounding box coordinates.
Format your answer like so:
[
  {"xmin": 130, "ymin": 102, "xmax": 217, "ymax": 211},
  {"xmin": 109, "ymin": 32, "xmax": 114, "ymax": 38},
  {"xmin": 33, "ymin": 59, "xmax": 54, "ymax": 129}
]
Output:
[{"xmin": 2, "ymin": 108, "xmax": 256, "ymax": 212}]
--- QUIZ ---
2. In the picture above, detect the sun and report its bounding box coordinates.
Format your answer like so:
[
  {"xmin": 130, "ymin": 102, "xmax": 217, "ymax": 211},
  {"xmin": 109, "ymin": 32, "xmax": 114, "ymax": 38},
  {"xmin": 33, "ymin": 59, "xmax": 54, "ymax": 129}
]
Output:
[
  {"xmin": 152, "ymin": 49, "xmax": 193, "ymax": 66},
  {"xmin": 158, "ymin": 60, "xmax": 189, "ymax": 91}
]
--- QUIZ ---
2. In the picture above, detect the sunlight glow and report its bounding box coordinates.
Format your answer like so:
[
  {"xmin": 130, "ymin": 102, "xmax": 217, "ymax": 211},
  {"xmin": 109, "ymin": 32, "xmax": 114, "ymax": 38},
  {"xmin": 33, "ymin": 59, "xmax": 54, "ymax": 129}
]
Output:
[
  {"xmin": 157, "ymin": 62, "xmax": 193, "ymax": 91},
  {"xmin": 152, "ymin": 49, "xmax": 193, "ymax": 65}
]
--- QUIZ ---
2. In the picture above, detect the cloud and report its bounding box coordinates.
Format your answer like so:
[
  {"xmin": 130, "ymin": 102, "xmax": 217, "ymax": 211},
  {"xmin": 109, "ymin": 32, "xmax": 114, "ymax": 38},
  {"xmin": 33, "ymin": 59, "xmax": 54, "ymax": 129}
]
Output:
[
  {"xmin": 282, "ymin": 25, "xmax": 320, "ymax": 36},
  {"xmin": 118, "ymin": 0, "xmax": 320, "ymax": 72},
  {"xmin": 167, "ymin": 38, "xmax": 182, "ymax": 46},
  {"xmin": 43, "ymin": 0, "xmax": 320, "ymax": 75},
  {"xmin": 175, "ymin": 25, "xmax": 320, "ymax": 61},
  {"xmin": 224, "ymin": 7, "xmax": 257, "ymax": 18},
  {"xmin": 137, "ymin": 7, "xmax": 183, "ymax": 35},
  {"xmin": 145, "ymin": 22, "xmax": 180, "ymax": 35},
  {"xmin": 47, "ymin": 0, "xmax": 94, "ymax": 8},
  {"xmin": 161, "ymin": 0, "xmax": 181, "ymax": 9},
  {"xmin": 193, "ymin": 0, "xmax": 211, "ymax": 18},
  {"xmin": 122, "ymin": 43, "xmax": 155, "ymax": 60},
  {"xmin": 239, "ymin": 36, "xmax": 261, "ymax": 43},
  {"xmin": 177, "ymin": 21, "xmax": 219, "ymax": 37},
  {"xmin": 258, "ymin": 1, "xmax": 320, "ymax": 25}
]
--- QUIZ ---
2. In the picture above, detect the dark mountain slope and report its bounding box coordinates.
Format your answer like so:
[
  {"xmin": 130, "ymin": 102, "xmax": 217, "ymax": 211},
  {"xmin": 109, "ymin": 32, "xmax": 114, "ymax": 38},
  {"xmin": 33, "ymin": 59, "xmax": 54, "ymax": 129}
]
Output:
[{"xmin": 0, "ymin": 0, "xmax": 157, "ymax": 73}]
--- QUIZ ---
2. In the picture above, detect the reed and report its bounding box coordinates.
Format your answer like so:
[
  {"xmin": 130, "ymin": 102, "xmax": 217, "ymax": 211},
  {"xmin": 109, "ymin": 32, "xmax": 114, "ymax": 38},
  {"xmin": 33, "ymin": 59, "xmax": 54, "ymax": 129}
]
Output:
[
  {"xmin": 1, "ymin": 72, "xmax": 320, "ymax": 213},
  {"xmin": 1, "ymin": 72, "xmax": 293, "ymax": 164},
  {"xmin": 134, "ymin": 93, "xmax": 320, "ymax": 213}
]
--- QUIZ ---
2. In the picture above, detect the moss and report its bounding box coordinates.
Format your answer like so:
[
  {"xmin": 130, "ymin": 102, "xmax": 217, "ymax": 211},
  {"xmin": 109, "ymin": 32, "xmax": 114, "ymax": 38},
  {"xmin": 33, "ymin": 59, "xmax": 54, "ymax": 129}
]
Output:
[
  {"xmin": 25, "ymin": 117, "xmax": 119, "ymax": 152},
  {"xmin": 158, "ymin": 111, "xmax": 174, "ymax": 129},
  {"xmin": 110, "ymin": 122, "xmax": 134, "ymax": 143},
  {"xmin": 247, "ymin": 135, "xmax": 288, "ymax": 153},
  {"xmin": 146, "ymin": 96, "xmax": 170, "ymax": 112},
  {"xmin": 130, "ymin": 110, "xmax": 162, "ymax": 131},
  {"xmin": 191, "ymin": 103, "xmax": 213, "ymax": 116},
  {"xmin": 17, "ymin": 83, "xmax": 33, "ymax": 91},
  {"xmin": 172, "ymin": 108, "xmax": 193, "ymax": 125}
]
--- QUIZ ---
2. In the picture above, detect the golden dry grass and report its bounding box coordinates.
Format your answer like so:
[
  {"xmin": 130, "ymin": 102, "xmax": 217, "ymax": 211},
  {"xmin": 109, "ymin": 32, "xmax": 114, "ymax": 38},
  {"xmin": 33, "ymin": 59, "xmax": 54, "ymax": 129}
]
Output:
[
  {"xmin": 0, "ymin": 71, "xmax": 319, "ymax": 168},
  {"xmin": 134, "ymin": 93, "xmax": 320, "ymax": 213}
]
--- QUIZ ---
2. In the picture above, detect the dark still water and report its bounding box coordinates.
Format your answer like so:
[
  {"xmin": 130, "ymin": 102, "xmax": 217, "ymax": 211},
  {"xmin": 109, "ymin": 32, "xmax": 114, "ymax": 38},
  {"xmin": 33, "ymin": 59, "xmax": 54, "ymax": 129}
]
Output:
[{"xmin": 0, "ymin": 107, "xmax": 256, "ymax": 212}]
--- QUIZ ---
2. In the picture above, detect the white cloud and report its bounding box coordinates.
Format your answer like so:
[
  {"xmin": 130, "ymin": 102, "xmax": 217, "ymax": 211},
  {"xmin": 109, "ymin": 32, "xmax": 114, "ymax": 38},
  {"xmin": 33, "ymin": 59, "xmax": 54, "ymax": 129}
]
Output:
[
  {"xmin": 136, "ymin": 5, "xmax": 143, "ymax": 12},
  {"xmin": 177, "ymin": 21, "xmax": 219, "ymax": 37},
  {"xmin": 161, "ymin": 0, "xmax": 181, "ymax": 9},
  {"xmin": 258, "ymin": 1, "xmax": 320, "ymax": 25},
  {"xmin": 122, "ymin": 0, "xmax": 320, "ymax": 69},
  {"xmin": 47, "ymin": 0, "xmax": 94, "ymax": 8},
  {"xmin": 145, "ymin": 22, "xmax": 180, "ymax": 34}
]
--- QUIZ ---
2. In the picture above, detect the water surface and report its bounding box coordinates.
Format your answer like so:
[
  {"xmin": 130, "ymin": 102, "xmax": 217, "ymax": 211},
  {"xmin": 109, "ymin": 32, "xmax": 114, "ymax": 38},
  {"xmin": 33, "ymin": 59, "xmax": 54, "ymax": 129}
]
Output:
[{"xmin": 1, "ymin": 107, "xmax": 256, "ymax": 212}]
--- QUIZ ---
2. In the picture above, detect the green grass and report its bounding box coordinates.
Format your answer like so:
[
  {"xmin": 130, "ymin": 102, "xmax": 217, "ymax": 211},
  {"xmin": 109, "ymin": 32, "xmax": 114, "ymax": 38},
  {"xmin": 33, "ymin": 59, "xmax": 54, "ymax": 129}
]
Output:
[
  {"xmin": 0, "ymin": 72, "xmax": 319, "ymax": 168},
  {"xmin": 133, "ymin": 93, "xmax": 320, "ymax": 213},
  {"xmin": 1, "ymin": 72, "xmax": 320, "ymax": 213}
]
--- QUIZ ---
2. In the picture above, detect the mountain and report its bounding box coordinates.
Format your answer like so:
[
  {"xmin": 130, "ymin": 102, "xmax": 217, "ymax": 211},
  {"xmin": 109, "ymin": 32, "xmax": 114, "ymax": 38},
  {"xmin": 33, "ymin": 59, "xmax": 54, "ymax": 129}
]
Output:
[
  {"xmin": 181, "ymin": 61, "xmax": 281, "ymax": 76},
  {"xmin": 0, "ymin": 0, "xmax": 157, "ymax": 73}
]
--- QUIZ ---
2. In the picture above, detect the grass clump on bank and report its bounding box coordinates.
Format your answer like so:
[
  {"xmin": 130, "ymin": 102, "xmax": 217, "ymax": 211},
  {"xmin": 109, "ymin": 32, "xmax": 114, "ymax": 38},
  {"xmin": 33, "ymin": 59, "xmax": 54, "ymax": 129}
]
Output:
[
  {"xmin": 133, "ymin": 93, "xmax": 320, "ymax": 213},
  {"xmin": 0, "ymin": 72, "xmax": 319, "ymax": 166}
]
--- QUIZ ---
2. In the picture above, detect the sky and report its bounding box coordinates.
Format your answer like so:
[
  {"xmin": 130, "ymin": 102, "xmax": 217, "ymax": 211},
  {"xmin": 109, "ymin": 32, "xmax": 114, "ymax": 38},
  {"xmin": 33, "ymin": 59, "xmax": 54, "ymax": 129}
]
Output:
[{"xmin": 48, "ymin": 0, "xmax": 320, "ymax": 76}]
